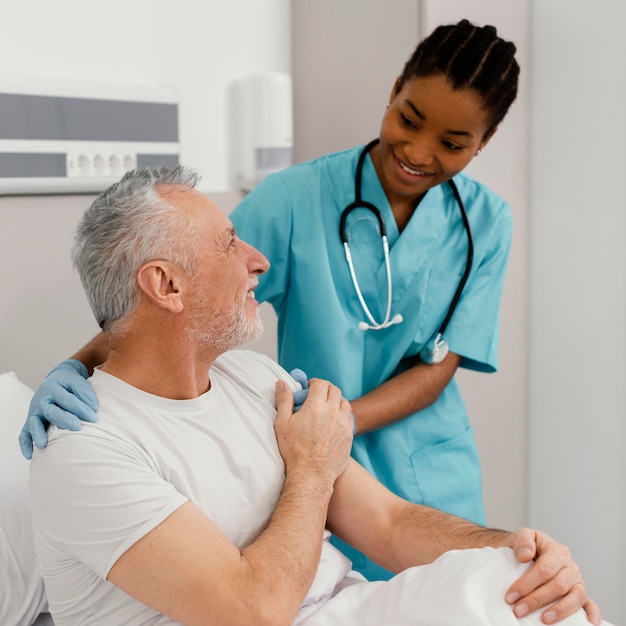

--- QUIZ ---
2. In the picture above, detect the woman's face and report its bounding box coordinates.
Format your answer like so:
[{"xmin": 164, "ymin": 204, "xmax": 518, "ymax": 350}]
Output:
[{"xmin": 374, "ymin": 74, "xmax": 495, "ymax": 206}]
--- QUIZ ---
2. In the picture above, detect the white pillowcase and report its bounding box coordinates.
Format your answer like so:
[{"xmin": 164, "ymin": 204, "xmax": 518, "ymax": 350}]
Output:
[{"xmin": 0, "ymin": 372, "xmax": 48, "ymax": 626}]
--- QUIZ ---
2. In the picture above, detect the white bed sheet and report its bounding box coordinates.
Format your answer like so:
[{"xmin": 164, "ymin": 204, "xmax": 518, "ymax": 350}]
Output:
[{"xmin": 298, "ymin": 547, "xmax": 613, "ymax": 626}]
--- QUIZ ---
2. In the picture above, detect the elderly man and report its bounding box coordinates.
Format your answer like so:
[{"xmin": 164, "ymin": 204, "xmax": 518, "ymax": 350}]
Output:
[{"xmin": 27, "ymin": 166, "xmax": 606, "ymax": 626}]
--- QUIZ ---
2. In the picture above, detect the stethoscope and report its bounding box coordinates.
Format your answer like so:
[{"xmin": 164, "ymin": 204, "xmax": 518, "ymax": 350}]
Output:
[{"xmin": 339, "ymin": 138, "xmax": 474, "ymax": 364}]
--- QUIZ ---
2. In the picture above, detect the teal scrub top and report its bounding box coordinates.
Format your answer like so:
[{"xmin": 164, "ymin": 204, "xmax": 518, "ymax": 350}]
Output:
[{"xmin": 230, "ymin": 145, "xmax": 512, "ymax": 581}]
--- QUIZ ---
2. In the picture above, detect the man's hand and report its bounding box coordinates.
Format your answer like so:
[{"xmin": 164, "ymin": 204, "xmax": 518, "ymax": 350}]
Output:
[
  {"xmin": 19, "ymin": 359, "xmax": 98, "ymax": 459},
  {"xmin": 506, "ymin": 528, "xmax": 601, "ymax": 625},
  {"xmin": 274, "ymin": 378, "xmax": 353, "ymax": 484}
]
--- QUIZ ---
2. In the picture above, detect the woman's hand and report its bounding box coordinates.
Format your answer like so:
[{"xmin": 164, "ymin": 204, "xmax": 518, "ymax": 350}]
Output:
[{"xmin": 19, "ymin": 359, "xmax": 98, "ymax": 459}]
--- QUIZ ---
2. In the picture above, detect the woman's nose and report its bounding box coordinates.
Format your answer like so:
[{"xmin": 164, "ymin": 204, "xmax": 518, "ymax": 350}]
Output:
[{"xmin": 404, "ymin": 139, "xmax": 436, "ymax": 167}]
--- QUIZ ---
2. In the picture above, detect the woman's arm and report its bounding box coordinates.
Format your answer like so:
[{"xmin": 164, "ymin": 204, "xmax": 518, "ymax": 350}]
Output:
[
  {"xmin": 71, "ymin": 331, "xmax": 110, "ymax": 373},
  {"xmin": 349, "ymin": 352, "xmax": 461, "ymax": 433}
]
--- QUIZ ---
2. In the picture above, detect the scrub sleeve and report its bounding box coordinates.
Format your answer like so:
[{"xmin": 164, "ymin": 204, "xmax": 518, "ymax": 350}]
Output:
[{"xmin": 230, "ymin": 145, "xmax": 513, "ymax": 581}]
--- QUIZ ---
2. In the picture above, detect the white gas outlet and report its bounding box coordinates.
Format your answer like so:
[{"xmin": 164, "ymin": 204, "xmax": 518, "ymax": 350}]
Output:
[{"xmin": 66, "ymin": 152, "xmax": 137, "ymax": 178}]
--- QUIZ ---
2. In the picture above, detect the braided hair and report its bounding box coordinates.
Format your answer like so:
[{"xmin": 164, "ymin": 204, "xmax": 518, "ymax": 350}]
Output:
[{"xmin": 397, "ymin": 19, "xmax": 520, "ymax": 133}]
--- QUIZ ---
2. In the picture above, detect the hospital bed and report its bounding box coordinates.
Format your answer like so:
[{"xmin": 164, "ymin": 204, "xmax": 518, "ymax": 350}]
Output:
[{"xmin": 0, "ymin": 371, "xmax": 54, "ymax": 625}]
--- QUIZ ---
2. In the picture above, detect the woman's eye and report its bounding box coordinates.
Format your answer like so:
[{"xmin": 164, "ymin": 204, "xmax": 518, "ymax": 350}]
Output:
[
  {"xmin": 400, "ymin": 113, "xmax": 417, "ymax": 129},
  {"xmin": 442, "ymin": 141, "xmax": 463, "ymax": 151}
]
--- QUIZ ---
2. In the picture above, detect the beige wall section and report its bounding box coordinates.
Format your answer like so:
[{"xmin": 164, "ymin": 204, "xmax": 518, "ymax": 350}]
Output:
[
  {"xmin": 292, "ymin": 0, "xmax": 529, "ymax": 532},
  {"xmin": 423, "ymin": 1, "xmax": 530, "ymax": 531},
  {"xmin": 0, "ymin": 191, "xmax": 247, "ymax": 390},
  {"xmin": 292, "ymin": 0, "xmax": 419, "ymax": 163},
  {"xmin": 0, "ymin": 194, "xmax": 99, "ymax": 389}
]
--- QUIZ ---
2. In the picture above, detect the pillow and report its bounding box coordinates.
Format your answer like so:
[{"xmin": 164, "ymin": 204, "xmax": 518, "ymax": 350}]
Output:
[{"xmin": 0, "ymin": 372, "xmax": 48, "ymax": 626}]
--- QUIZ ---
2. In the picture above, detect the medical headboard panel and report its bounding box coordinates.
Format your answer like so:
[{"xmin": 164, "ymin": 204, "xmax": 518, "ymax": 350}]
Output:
[{"xmin": 0, "ymin": 74, "xmax": 179, "ymax": 195}]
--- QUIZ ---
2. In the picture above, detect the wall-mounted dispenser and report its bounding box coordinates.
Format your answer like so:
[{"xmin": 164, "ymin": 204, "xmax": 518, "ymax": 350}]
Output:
[{"xmin": 232, "ymin": 73, "xmax": 293, "ymax": 192}]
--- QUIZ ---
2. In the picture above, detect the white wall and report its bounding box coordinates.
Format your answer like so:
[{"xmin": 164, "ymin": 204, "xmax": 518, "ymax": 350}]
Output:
[
  {"xmin": 0, "ymin": 0, "xmax": 291, "ymax": 192},
  {"xmin": 528, "ymin": 1, "xmax": 626, "ymax": 622}
]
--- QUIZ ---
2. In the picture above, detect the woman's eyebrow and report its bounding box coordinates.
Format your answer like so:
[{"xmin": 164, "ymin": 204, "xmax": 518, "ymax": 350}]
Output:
[{"xmin": 405, "ymin": 100, "xmax": 474, "ymax": 138}]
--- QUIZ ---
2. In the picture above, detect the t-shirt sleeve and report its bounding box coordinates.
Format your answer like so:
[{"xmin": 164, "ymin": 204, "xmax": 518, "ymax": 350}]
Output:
[
  {"xmin": 229, "ymin": 173, "xmax": 294, "ymax": 313},
  {"xmin": 446, "ymin": 208, "xmax": 513, "ymax": 373},
  {"xmin": 30, "ymin": 427, "xmax": 188, "ymax": 580}
]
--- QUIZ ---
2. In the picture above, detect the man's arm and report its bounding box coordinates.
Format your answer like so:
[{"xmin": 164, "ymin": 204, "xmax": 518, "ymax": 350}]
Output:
[
  {"xmin": 109, "ymin": 379, "xmax": 354, "ymax": 626},
  {"xmin": 326, "ymin": 459, "xmax": 601, "ymax": 626}
]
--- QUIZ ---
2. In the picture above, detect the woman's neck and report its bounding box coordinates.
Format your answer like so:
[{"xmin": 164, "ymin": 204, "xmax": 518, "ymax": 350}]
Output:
[{"xmin": 369, "ymin": 143, "xmax": 427, "ymax": 233}]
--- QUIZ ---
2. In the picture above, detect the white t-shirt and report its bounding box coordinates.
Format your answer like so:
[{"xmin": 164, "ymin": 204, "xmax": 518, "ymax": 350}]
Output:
[{"xmin": 30, "ymin": 350, "xmax": 353, "ymax": 625}]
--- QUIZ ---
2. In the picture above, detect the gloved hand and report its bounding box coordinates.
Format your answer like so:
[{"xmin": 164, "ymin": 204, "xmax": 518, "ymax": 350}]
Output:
[
  {"xmin": 289, "ymin": 368, "xmax": 309, "ymax": 412},
  {"xmin": 19, "ymin": 359, "xmax": 98, "ymax": 460},
  {"xmin": 289, "ymin": 368, "xmax": 357, "ymax": 434}
]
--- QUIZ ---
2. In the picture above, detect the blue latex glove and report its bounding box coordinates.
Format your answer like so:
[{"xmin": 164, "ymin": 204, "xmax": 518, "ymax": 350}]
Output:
[
  {"xmin": 289, "ymin": 368, "xmax": 309, "ymax": 412},
  {"xmin": 19, "ymin": 359, "xmax": 99, "ymax": 460},
  {"xmin": 289, "ymin": 368, "xmax": 356, "ymax": 434}
]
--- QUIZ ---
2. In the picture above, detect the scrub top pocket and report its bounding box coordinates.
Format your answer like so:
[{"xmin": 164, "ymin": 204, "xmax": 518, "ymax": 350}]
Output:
[
  {"xmin": 409, "ymin": 427, "xmax": 485, "ymax": 525},
  {"xmin": 412, "ymin": 266, "xmax": 465, "ymax": 343}
]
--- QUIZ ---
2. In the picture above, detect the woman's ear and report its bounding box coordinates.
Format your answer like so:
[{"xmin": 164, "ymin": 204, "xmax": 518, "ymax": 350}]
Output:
[
  {"xmin": 137, "ymin": 261, "xmax": 185, "ymax": 314},
  {"xmin": 478, "ymin": 126, "xmax": 499, "ymax": 153}
]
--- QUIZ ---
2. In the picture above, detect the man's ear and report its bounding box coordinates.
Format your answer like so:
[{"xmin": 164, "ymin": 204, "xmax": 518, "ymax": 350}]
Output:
[{"xmin": 136, "ymin": 261, "xmax": 185, "ymax": 314}]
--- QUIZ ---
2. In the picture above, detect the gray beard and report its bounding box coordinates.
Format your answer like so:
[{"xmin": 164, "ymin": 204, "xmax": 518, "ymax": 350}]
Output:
[{"xmin": 187, "ymin": 305, "xmax": 264, "ymax": 353}]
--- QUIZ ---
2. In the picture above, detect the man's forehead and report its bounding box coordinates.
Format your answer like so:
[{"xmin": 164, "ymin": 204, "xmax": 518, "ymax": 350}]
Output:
[
  {"xmin": 155, "ymin": 183, "xmax": 201, "ymax": 202},
  {"xmin": 155, "ymin": 184, "xmax": 222, "ymax": 216}
]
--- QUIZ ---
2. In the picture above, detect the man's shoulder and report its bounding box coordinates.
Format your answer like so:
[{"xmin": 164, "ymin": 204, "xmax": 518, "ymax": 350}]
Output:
[
  {"xmin": 215, "ymin": 350, "xmax": 298, "ymax": 393},
  {"xmin": 217, "ymin": 348, "xmax": 280, "ymax": 371},
  {"xmin": 211, "ymin": 350, "xmax": 299, "ymax": 417}
]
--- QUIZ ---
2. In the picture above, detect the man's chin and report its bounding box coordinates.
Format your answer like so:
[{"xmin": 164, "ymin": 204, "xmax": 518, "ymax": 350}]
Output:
[
  {"xmin": 221, "ymin": 317, "xmax": 264, "ymax": 352},
  {"xmin": 238, "ymin": 319, "xmax": 264, "ymax": 347}
]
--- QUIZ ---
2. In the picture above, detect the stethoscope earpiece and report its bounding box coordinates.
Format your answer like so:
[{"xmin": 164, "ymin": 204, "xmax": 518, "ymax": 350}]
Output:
[{"xmin": 341, "ymin": 140, "xmax": 474, "ymax": 363}]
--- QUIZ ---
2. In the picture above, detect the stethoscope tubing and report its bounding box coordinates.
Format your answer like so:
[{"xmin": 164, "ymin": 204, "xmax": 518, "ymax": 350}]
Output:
[
  {"xmin": 339, "ymin": 138, "xmax": 473, "ymax": 338},
  {"xmin": 439, "ymin": 176, "xmax": 474, "ymax": 336}
]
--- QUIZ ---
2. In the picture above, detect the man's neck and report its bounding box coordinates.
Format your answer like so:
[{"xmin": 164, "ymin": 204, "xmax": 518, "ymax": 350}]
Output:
[{"xmin": 100, "ymin": 338, "xmax": 217, "ymax": 400}]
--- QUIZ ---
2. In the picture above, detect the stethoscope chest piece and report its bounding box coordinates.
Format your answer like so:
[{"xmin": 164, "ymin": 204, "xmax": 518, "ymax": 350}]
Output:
[{"xmin": 419, "ymin": 333, "xmax": 449, "ymax": 365}]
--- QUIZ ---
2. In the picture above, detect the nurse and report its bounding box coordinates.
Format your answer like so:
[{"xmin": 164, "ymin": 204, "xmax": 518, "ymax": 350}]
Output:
[
  {"xmin": 20, "ymin": 20, "xmax": 520, "ymax": 583},
  {"xmin": 229, "ymin": 18, "xmax": 519, "ymax": 580}
]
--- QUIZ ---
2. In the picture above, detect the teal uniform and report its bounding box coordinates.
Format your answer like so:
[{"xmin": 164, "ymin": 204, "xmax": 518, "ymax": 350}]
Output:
[{"xmin": 230, "ymin": 145, "xmax": 512, "ymax": 581}]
